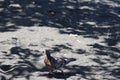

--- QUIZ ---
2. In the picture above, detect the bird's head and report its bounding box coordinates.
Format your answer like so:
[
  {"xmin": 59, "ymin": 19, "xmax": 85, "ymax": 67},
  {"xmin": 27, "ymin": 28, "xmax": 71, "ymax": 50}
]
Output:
[{"xmin": 43, "ymin": 49, "xmax": 52, "ymax": 56}]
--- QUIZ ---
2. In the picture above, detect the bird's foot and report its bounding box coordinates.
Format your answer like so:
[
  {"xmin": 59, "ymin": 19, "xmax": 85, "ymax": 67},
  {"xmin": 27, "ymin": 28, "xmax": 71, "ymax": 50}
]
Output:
[
  {"xmin": 58, "ymin": 69, "xmax": 65, "ymax": 75},
  {"xmin": 48, "ymin": 70, "xmax": 54, "ymax": 75}
]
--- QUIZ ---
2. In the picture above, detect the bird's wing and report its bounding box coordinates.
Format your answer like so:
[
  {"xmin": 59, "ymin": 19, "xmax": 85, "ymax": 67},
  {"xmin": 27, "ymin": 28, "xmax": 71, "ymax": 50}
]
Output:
[{"xmin": 52, "ymin": 57, "xmax": 65, "ymax": 69}]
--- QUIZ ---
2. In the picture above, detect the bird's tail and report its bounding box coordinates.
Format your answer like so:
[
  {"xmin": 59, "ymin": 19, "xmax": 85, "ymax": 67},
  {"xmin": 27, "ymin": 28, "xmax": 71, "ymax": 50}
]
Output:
[{"xmin": 63, "ymin": 57, "xmax": 76, "ymax": 64}]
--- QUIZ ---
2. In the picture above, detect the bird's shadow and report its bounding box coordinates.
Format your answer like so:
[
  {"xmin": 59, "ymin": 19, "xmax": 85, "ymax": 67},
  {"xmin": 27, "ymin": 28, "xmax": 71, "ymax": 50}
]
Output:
[
  {"xmin": 40, "ymin": 72, "xmax": 75, "ymax": 79},
  {"xmin": 39, "ymin": 65, "xmax": 91, "ymax": 79}
]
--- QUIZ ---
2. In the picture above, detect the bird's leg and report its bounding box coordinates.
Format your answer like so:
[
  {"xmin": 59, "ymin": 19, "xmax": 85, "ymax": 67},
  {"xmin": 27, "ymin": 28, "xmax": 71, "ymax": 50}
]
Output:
[
  {"xmin": 58, "ymin": 69, "xmax": 65, "ymax": 75},
  {"xmin": 49, "ymin": 69, "xmax": 54, "ymax": 74}
]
